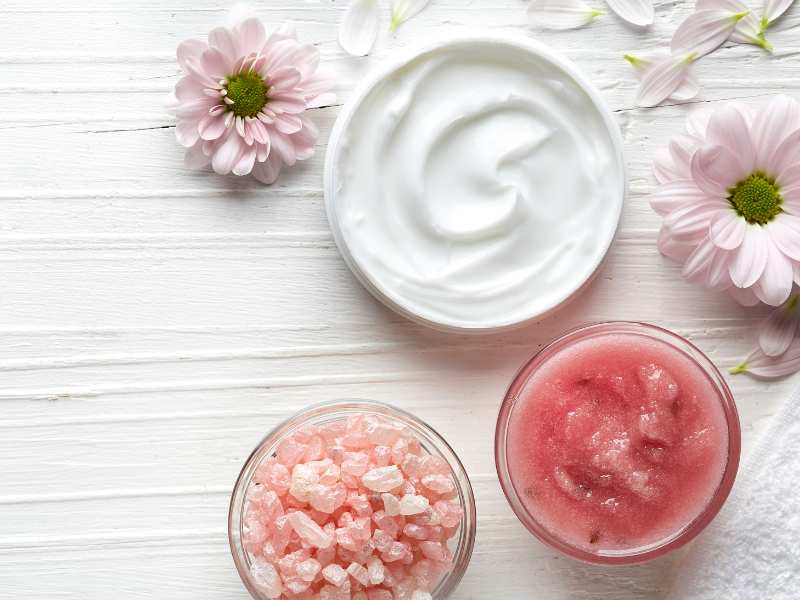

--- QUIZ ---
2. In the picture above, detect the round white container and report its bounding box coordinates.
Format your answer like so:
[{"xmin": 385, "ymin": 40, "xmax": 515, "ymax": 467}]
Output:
[{"xmin": 324, "ymin": 35, "xmax": 625, "ymax": 333}]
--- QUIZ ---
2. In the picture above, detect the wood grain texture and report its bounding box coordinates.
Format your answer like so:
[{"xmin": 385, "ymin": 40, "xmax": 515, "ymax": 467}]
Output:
[{"xmin": 1, "ymin": 1, "xmax": 798, "ymax": 598}]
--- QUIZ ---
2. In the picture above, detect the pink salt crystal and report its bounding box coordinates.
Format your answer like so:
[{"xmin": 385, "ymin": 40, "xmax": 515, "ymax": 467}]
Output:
[
  {"xmin": 273, "ymin": 515, "xmax": 293, "ymax": 554},
  {"xmin": 250, "ymin": 557, "xmax": 283, "ymax": 599},
  {"xmin": 319, "ymin": 421, "xmax": 347, "ymax": 443},
  {"xmin": 335, "ymin": 527, "xmax": 360, "ymax": 551},
  {"xmin": 367, "ymin": 590, "xmax": 393, "ymax": 600},
  {"xmin": 290, "ymin": 463, "xmax": 319, "ymax": 502},
  {"xmin": 399, "ymin": 494, "xmax": 429, "ymax": 516},
  {"xmin": 256, "ymin": 460, "xmax": 292, "ymax": 496},
  {"xmin": 341, "ymin": 472, "xmax": 361, "ymax": 489},
  {"xmin": 381, "ymin": 493, "xmax": 401, "ymax": 517},
  {"xmin": 350, "ymin": 517, "xmax": 372, "ymax": 541},
  {"xmin": 308, "ymin": 508, "xmax": 330, "ymax": 525},
  {"xmin": 304, "ymin": 435, "xmax": 326, "ymax": 461},
  {"xmin": 372, "ymin": 511, "xmax": 401, "ymax": 538},
  {"xmin": 261, "ymin": 541, "xmax": 279, "ymax": 563},
  {"xmin": 433, "ymin": 500, "xmax": 463, "ymax": 528},
  {"xmin": 426, "ymin": 525, "xmax": 445, "ymax": 542},
  {"xmin": 362, "ymin": 466, "xmax": 404, "ymax": 493},
  {"xmin": 259, "ymin": 491, "xmax": 285, "ymax": 524},
  {"xmin": 322, "ymin": 563, "xmax": 349, "ymax": 587},
  {"xmin": 353, "ymin": 593, "xmax": 368, "ymax": 600},
  {"xmin": 366, "ymin": 556, "xmax": 385, "ymax": 585},
  {"xmin": 419, "ymin": 541, "xmax": 446, "ymax": 562},
  {"xmin": 347, "ymin": 493, "xmax": 373, "ymax": 517},
  {"xmin": 288, "ymin": 510, "xmax": 334, "ymax": 549},
  {"xmin": 329, "ymin": 445, "xmax": 346, "ymax": 465},
  {"xmin": 284, "ymin": 577, "xmax": 311, "ymax": 595},
  {"xmin": 391, "ymin": 438, "xmax": 409, "ymax": 465},
  {"xmin": 347, "ymin": 562, "xmax": 370, "ymax": 586},
  {"xmin": 278, "ymin": 548, "xmax": 309, "ymax": 577},
  {"xmin": 277, "ymin": 438, "xmax": 309, "ymax": 467},
  {"xmin": 407, "ymin": 438, "xmax": 422, "ymax": 456},
  {"xmin": 365, "ymin": 421, "xmax": 402, "ymax": 445},
  {"xmin": 382, "ymin": 541, "xmax": 411, "ymax": 563},
  {"xmin": 341, "ymin": 452, "xmax": 370, "ymax": 477},
  {"xmin": 309, "ymin": 484, "xmax": 339, "ymax": 514},
  {"xmin": 411, "ymin": 592, "xmax": 433, "ymax": 600},
  {"xmin": 399, "ymin": 454, "xmax": 420, "ymax": 477},
  {"xmin": 372, "ymin": 529, "xmax": 394, "ymax": 553},
  {"xmin": 296, "ymin": 557, "xmax": 321, "ymax": 582},
  {"xmin": 320, "ymin": 463, "xmax": 342, "ymax": 486},
  {"xmin": 403, "ymin": 524, "xmax": 428, "ymax": 540},
  {"xmin": 373, "ymin": 446, "xmax": 392, "ymax": 467},
  {"xmin": 418, "ymin": 455, "xmax": 449, "ymax": 477},
  {"xmin": 316, "ymin": 544, "xmax": 336, "ymax": 567},
  {"xmin": 244, "ymin": 519, "xmax": 267, "ymax": 551},
  {"xmin": 421, "ymin": 474, "xmax": 456, "ymax": 496},
  {"xmin": 410, "ymin": 559, "xmax": 437, "ymax": 590}
]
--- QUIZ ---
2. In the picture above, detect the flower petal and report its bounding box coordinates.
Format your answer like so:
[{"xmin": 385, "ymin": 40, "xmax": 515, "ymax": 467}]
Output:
[
  {"xmin": 694, "ymin": 0, "xmax": 768, "ymax": 49},
  {"xmin": 236, "ymin": 17, "xmax": 267, "ymax": 56},
  {"xmin": 604, "ymin": 0, "xmax": 653, "ymax": 26},
  {"xmin": 637, "ymin": 55, "xmax": 693, "ymax": 108},
  {"xmin": 706, "ymin": 249, "xmax": 733, "ymax": 289},
  {"xmin": 232, "ymin": 145, "xmax": 257, "ymax": 176},
  {"xmin": 764, "ymin": 0, "xmax": 795, "ymax": 23},
  {"xmin": 779, "ymin": 163, "xmax": 800, "ymax": 208},
  {"xmin": 727, "ymin": 284, "xmax": 761, "ymax": 306},
  {"xmin": 177, "ymin": 39, "xmax": 207, "ymax": 72},
  {"xmin": 768, "ymin": 127, "xmax": 800, "ymax": 181},
  {"xmin": 200, "ymin": 47, "xmax": 230, "ymax": 81},
  {"xmin": 758, "ymin": 296, "xmax": 800, "ymax": 357},
  {"xmin": 211, "ymin": 132, "xmax": 245, "ymax": 175},
  {"xmin": 198, "ymin": 113, "xmax": 228, "ymax": 141},
  {"xmin": 625, "ymin": 53, "xmax": 699, "ymax": 101},
  {"xmin": 729, "ymin": 224, "xmax": 769, "ymax": 288},
  {"xmin": 528, "ymin": 0, "xmax": 603, "ymax": 30},
  {"xmin": 682, "ymin": 238, "xmax": 717, "ymax": 282},
  {"xmin": 755, "ymin": 236, "xmax": 794, "ymax": 305},
  {"xmin": 732, "ymin": 340, "xmax": 800, "ymax": 378},
  {"xmin": 340, "ymin": 0, "xmax": 380, "ymax": 56},
  {"xmin": 175, "ymin": 120, "xmax": 200, "ymax": 147},
  {"xmin": 390, "ymin": 0, "xmax": 431, "ymax": 30},
  {"xmin": 653, "ymin": 147, "xmax": 680, "ymax": 184},
  {"xmin": 208, "ymin": 26, "xmax": 240, "ymax": 62},
  {"xmin": 709, "ymin": 210, "xmax": 747, "ymax": 249},
  {"xmin": 705, "ymin": 104, "xmax": 755, "ymax": 174},
  {"xmin": 252, "ymin": 154, "xmax": 283, "ymax": 185},
  {"xmin": 666, "ymin": 202, "xmax": 727, "ymax": 241},
  {"xmin": 671, "ymin": 9, "xmax": 749, "ymax": 59},
  {"xmin": 752, "ymin": 95, "xmax": 800, "ymax": 170},
  {"xmin": 767, "ymin": 214, "xmax": 800, "ymax": 260},
  {"xmin": 671, "ymin": 75, "xmax": 700, "ymax": 101},
  {"xmin": 650, "ymin": 180, "xmax": 711, "ymax": 215},
  {"xmin": 658, "ymin": 227, "xmax": 696, "ymax": 261},
  {"xmin": 185, "ymin": 143, "xmax": 211, "ymax": 170},
  {"xmin": 690, "ymin": 144, "xmax": 744, "ymax": 196}
]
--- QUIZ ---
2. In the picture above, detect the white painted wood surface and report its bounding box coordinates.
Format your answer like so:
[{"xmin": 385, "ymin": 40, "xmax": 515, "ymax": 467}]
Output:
[{"xmin": 1, "ymin": 1, "xmax": 798, "ymax": 598}]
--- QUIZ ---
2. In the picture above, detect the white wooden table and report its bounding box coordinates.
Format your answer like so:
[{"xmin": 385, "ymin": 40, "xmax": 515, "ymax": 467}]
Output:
[{"xmin": 1, "ymin": 1, "xmax": 798, "ymax": 598}]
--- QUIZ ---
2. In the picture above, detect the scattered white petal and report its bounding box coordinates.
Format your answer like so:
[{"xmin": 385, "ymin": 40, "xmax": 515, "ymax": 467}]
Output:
[
  {"xmin": 604, "ymin": 0, "xmax": 654, "ymax": 26},
  {"xmin": 390, "ymin": 0, "xmax": 431, "ymax": 31},
  {"xmin": 339, "ymin": 0, "xmax": 380, "ymax": 56},
  {"xmin": 697, "ymin": 0, "xmax": 774, "ymax": 50},
  {"xmin": 636, "ymin": 53, "xmax": 697, "ymax": 108},
  {"xmin": 671, "ymin": 8, "xmax": 752, "ymax": 58},
  {"xmin": 528, "ymin": 0, "xmax": 604, "ymax": 29},
  {"xmin": 764, "ymin": 0, "xmax": 795, "ymax": 24},
  {"xmin": 624, "ymin": 53, "xmax": 700, "ymax": 101},
  {"xmin": 759, "ymin": 295, "xmax": 800, "ymax": 357},
  {"xmin": 732, "ymin": 336, "xmax": 800, "ymax": 379}
]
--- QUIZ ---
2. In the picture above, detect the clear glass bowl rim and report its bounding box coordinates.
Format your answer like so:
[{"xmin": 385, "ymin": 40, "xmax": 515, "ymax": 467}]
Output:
[
  {"xmin": 494, "ymin": 321, "xmax": 742, "ymax": 565},
  {"xmin": 229, "ymin": 399, "xmax": 477, "ymax": 598}
]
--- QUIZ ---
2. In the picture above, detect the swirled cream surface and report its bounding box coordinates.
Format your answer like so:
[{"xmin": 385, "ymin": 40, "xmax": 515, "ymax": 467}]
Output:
[{"xmin": 327, "ymin": 40, "xmax": 624, "ymax": 330}]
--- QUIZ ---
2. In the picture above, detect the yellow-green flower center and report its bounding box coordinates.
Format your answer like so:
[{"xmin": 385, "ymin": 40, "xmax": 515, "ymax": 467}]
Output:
[
  {"xmin": 225, "ymin": 71, "xmax": 268, "ymax": 118},
  {"xmin": 728, "ymin": 171, "xmax": 783, "ymax": 225}
]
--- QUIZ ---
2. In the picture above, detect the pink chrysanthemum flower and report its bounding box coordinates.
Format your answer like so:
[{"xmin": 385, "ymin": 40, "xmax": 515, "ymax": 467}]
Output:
[
  {"xmin": 170, "ymin": 17, "xmax": 334, "ymax": 184},
  {"xmin": 653, "ymin": 95, "xmax": 800, "ymax": 307}
]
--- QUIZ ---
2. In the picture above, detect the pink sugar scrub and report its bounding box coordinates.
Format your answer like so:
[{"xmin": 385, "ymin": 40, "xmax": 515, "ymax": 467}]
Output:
[
  {"xmin": 496, "ymin": 322, "xmax": 740, "ymax": 564},
  {"xmin": 229, "ymin": 401, "xmax": 475, "ymax": 600}
]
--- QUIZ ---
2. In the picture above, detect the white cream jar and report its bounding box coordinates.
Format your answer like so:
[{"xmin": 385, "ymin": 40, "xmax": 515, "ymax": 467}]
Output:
[{"xmin": 325, "ymin": 36, "xmax": 625, "ymax": 332}]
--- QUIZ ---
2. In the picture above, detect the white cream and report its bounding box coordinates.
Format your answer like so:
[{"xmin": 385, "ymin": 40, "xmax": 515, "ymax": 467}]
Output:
[{"xmin": 326, "ymin": 38, "xmax": 624, "ymax": 330}]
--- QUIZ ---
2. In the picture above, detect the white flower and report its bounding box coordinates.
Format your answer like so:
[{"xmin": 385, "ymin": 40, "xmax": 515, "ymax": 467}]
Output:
[{"xmin": 528, "ymin": 0, "xmax": 604, "ymax": 30}]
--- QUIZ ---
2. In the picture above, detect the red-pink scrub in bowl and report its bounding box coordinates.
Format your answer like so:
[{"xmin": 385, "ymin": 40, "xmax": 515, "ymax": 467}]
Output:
[{"xmin": 496, "ymin": 322, "xmax": 740, "ymax": 564}]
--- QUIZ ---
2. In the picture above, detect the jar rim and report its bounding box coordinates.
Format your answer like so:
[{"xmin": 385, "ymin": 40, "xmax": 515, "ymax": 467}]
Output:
[
  {"xmin": 229, "ymin": 399, "xmax": 477, "ymax": 598},
  {"xmin": 494, "ymin": 321, "xmax": 742, "ymax": 565}
]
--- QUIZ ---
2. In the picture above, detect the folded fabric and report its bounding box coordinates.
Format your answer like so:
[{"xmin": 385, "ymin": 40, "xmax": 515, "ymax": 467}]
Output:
[{"xmin": 667, "ymin": 388, "xmax": 800, "ymax": 599}]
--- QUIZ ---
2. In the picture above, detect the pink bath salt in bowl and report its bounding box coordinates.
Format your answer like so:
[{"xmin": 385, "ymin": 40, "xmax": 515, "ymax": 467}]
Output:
[
  {"xmin": 495, "ymin": 322, "xmax": 741, "ymax": 565},
  {"xmin": 229, "ymin": 400, "xmax": 476, "ymax": 599}
]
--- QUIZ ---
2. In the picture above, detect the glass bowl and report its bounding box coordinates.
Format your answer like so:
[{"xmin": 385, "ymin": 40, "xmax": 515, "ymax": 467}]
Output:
[
  {"xmin": 229, "ymin": 399, "xmax": 477, "ymax": 598},
  {"xmin": 494, "ymin": 322, "xmax": 741, "ymax": 565}
]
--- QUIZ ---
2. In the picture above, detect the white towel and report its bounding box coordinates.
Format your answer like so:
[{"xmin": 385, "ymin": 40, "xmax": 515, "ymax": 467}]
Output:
[{"xmin": 667, "ymin": 390, "xmax": 800, "ymax": 600}]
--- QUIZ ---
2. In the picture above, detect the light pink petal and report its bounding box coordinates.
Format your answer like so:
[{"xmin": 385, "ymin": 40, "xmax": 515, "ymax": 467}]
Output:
[
  {"xmin": 176, "ymin": 97, "xmax": 215, "ymax": 119},
  {"xmin": 198, "ymin": 113, "xmax": 228, "ymax": 141},
  {"xmin": 340, "ymin": 0, "xmax": 380, "ymax": 55},
  {"xmin": 175, "ymin": 75, "xmax": 207, "ymax": 102},
  {"xmin": 232, "ymin": 145, "xmax": 257, "ymax": 176},
  {"xmin": 727, "ymin": 284, "xmax": 762, "ymax": 306},
  {"xmin": 291, "ymin": 45, "xmax": 321, "ymax": 80},
  {"xmin": 752, "ymin": 95, "xmax": 800, "ymax": 170},
  {"xmin": 705, "ymin": 104, "xmax": 755, "ymax": 173},
  {"xmin": 707, "ymin": 249, "xmax": 733, "ymax": 289},
  {"xmin": 306, "ymin": 92, "xmax": 337, "ymax": 109},
  {"xmin": 779, "ymin": 163, "xmax": 800, "ymax": 208},
  {"xmin": 686, "ymin": 104, "xmax": 716, "ymax": 139},
  {"xmin": 671, "ymin": 9, "xmax": 747, "ymax": 58},
  {"xmin": 755, "ymin": 236, "xmax": 794, "ymax": 305},
  {"xmin": 184, "ymin": 143, "xmax": 211, "ymax": 170},
  {"xmin": 682, "ymin": 238, "xmax": 717, "ymax": 282},
  {"xmin": 177, "ymin": 39, "xmax": 207, "ymax": 71},
  {"xmin": 270, "ymin": 132, "xmax": 297, "ymax": 166},
  {"xmin": 252, "ymin": 154, "xmax": 283, "ymax": 185},
  {"xmin": 528, "ymin": 0, "xmax": 604, "ymax": 30},
  {"xmin": 732, "ymin": 339, "xmax": 800, "ymax": 378},
  {"xmin": 183, "ymin": 58, "xmax": 219, "ymax": 88},
  {"xmin": 764, "ymin": 0, "xmax": 795, "ymax": 22},
  {"xmin": 604, "ymin": 0, "xmax": 654, "ymax": 26},
  {"xmin": 274, "ymin": 114, "xmax": 303, "ymax": 135},
  {"xmin": 758, "ymin": 297, "xmax": 800, "ymax": 357},
  {"xmin": 729, "ymin": 225, "xmax": 769, "ymax": 288},
  {"xmin": 768, "ymin": 127, "xmax": 800, "ymax": 181},
  {"xmin": 653, "ymin": 147, "xmax": 679, "ymax": 184},
  {"xmin": 658, "ymin": 227, "xmax": 696, "ymax": 262},
  {"xmin": 690, "ymin": 144, "xmax": 743, "ymax": 196},
  {"xmin": 175, "ymin": 120, "xmax": 200, "ymax": 147},
  {"xmin": 709, "ymin": 210, "xmax": 747, "ymax": 249},
  {"xmin": 268, "ymin": 93, "xmax": 307, "ymax": 115},
  {"xmin": 269, "ymin": 66, "xmax": 303, "ymax": 91},
  {"xmin": 211, "ymin": 132, "xmax": 245, "ymax": 175},
  {"xmin": 666, "ymin": 202, "xmax": 727, "ymax": 242},
  {"xmin": 236, "ymin": 17, "xmax": 267, "ymax": 55},
  {"xmin": 671, "ymin": 75, "xmax": 700, "ymax": 101},
  {"xmin": 669, "ymin": 134, "xmax": 699, "ymax": 177},
  {"xmin": 650, "ymin": 180, "xmax": 710, "ymax": 215},
  {"xmin": 637, "ymin": 55, "xmax": 692, "ymax": 108},
  {"xmin": 768, "ymin": 215, "xmax": 800, "ymax": 260},
  {"xmin": 200, "ymin": 47, "xmax": 231, "ymax": 80},
  {"xmin": 208, "ymin": 26, "xmax": 240, "ymax": 62}
]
